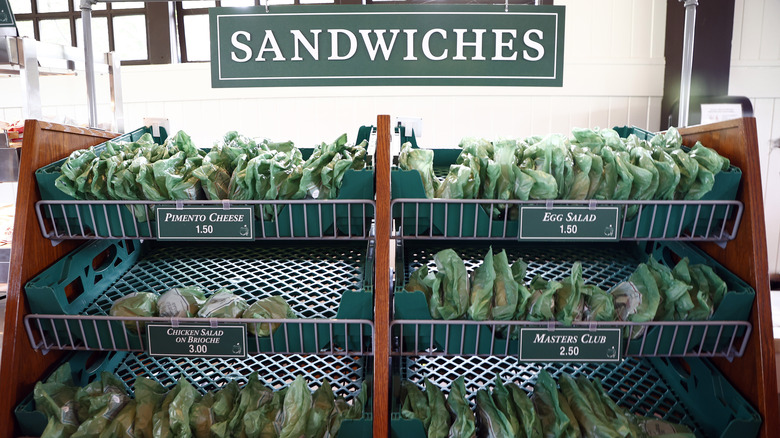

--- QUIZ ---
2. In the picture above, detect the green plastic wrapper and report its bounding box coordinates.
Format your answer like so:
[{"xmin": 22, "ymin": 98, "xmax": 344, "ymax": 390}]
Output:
[
  {"xmin": 34, "ymin": 363, "xmax": 80, "ymax": 437},
  {"xmin": 109, "ymin": 292, "xmax": 159, "ymax": 333},
  {"xmin": 586, "ymin": 377, "xmax": 643, "ymax": 437},
  {"xmin": 650, "ymin": 148, "xmax": 681, "ymax": 200},
  {"xmin": 222, "ymin": 372, "xmax": 274, "ymax": 437},
  {"xmin": 169, "ymin": 379, "xmax": 199, "ymax": 438},
  {"xmin": 609, "ymin": 148, "xmax": 634, "ymax": 201},
  {"xmin": 558, "ymin": 374, "xmax": 619, "ymax": 438},
  {"xmin": 399, "ymin": 142, "xmax": 438, "ymax": 198},
  {"xmin": 405, "ymin": 265, "xmax": 436, "ymax": 304},
  {"xmin": 555, "ymin": 262, "xmax": 585, "ymax": 326},
  {"xmin": 582, "ymin": 284, "xmax": 615, "ymax": 322},
  {"xmin": 212, "ymin": 380, "xmax": 240, "ymax": 424},
  {"xmin": 447, "ymin": 377, "xmax": 476, "ymax": 438},
  {"xmin": 197, "ymin": 288, "xmax": 248, "ymax": 319},
  {"xmin": 567, "ymin": 146, "xmax": 593, "ymax": 200},
  {"xmin": 153, "ymin": 380, "xmax": 183, "ymax": 438},
  {"xmin": 243, "ymin": 388, "xmax": 286, "ymax": 438},
  {"xmin": 612, "ymin": 263, "xmax": 660, "ymax": 324},
  {"xmin": 430, "ymin": 249, "xmax": 470, "ymax": 320},
  {"xmin": 425, "ymin": 378, "xmax": 450, "ymax": 438},
  {"xmin": 633, "ymin": 416, "xmax": 695, "ymax": 437},
  {"xmin": 506, "ymin": 383, "xmax": 543, "ymax": 438},
  {"xmin": 99, "ymin": 400, "xmax": 136, "ymax": 438},
  {"xmin": 646, "ymin": 257, "xmax": 693, "ymax": 321},
  {"xmin": 157, "ymin": 286, "xmax": 207, "ymax": 318},
  {"xmin": 628, "ymin": 142, "xmax": 660, "ymax": 201},
  {"xmin": 297, "ymin": 134, "xmax": 367, "ymax": 199},
  {"xmin": 684, "ymin": 165, "xmax": 715, "ymax": 201},
  {"xmin": 687, "ymin": 265, "xmax": 718, "ymax": 321},
  {"xmin": 189, "ymin": 392, "xmax": 214, "ymax": 438},
  {"xmin": 532, "ymin": 370, "xmax": 579, "ymax": 438},
  {"xmin": 690, "ymin": 264, "xmax": 727, "ymax": 309},
  {"xmin": 689, "ymin": 142, "xmax": 730, "ymax": 173},
  {"xmin": 134, "ymin": 377, "xmax": 167, "ymax": 438},
  {"xmin": 345, "ymin": 380, "xmax": 369, "ymax": 420},
  {"xmin": 435, "ymin": 163, "xmax": 481, "ymax": 199},
  {"xmin": 526, "ymin": 276, "xmax": 560, "ymax": 322},
  {"xmin": 468, "ymin": 248, "xmax": 495, "ymax": 321},
  {"xmin": 671, "ymin": 258, "xmax": 712, "ymax": 321},
  {"xmin": 491, "ymin": 376, "xmax": 519, "ymax": 437},
  {"xmin": 668, "ymin": 149, "xmax": 699, "ymax": 199},
  {"xmin": 279, "ymin": 375, "xmax": 312, "ymax": 438},
  {"xmin": 474, "ymin": 388, "xmax": 514, "ymax": 438},
  {"xmin": 243, "ymin": 296, "xmax": 297, "ymax": 336},
  {"xmin": 491, "ymin": 250, "xmax": 519, "ymax": 322},
  {"xmin": 586, "ymin": 152, "xmax": 604, "ymax": 199},
  {"xmin": 305, "ymin": 379, "xmax": 336, "ymax": 438},
  {"xmin": 72, "ymin": 373, "xmax": 130, "ymax": 438},
  {"xmin": 519, "ymin": 158, "xmax": 559, "ymax": 200},
  {"xmin": 510, "ymin": 258, "xmax": 533, "ymax": 321},
  {"xmin": 593, "ymin": 147, "xmax": 617, "ymax": 201},
  {"xmin": 401, "ymin": 381, "xmax": 430, "ymax": 430}
]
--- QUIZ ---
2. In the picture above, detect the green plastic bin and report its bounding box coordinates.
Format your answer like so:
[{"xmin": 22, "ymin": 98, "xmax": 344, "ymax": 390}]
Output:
[
  {"xmin": 35, "ymin": 126, "xmax": 376, "ymax": 239},
  {"xmin": 614, "ymin": 125, "xmax": 743, "ymax": 239},
  {"xmin": 24, "ymin": 239, "xmax": 374, "ymax": 353},
  {"xmin": 392, "ymin": 130, "xmax": 742, "ymax": 240},
  {"xmin": 15, "ymin": 350, "xmax": 373, "ymax": 437},
  {"xmin": 389, "ymin": 355, "xmax": 761, "ymax": 438},
  {"xmin": 394, "ymin": 240, "xmax": 754, "ymax": 356}
]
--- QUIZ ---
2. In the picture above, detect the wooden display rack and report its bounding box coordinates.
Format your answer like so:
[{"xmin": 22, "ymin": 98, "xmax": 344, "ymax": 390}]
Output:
[{"xmin": 0, "ymin": 117, "xmax": 777, "ymax": 437}]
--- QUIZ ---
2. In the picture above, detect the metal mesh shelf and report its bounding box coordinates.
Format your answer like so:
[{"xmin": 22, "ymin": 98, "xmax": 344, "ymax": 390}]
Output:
[
  {"xmin": 392, "ymin": 354, "xmax": 760, "ymax": 437},
  {"xmin": 24, "ymin": 240, "xmax": 375, "ymax": 355},
  {"xmin": 35, "ymin": 199, "xmax": 376, "ymax": 241},
  {"xmin": 116, "ymin": 351, "xmax": 370, "ymax": 399},
  {"xmin": 391, "ymin": 198, "xmax": 743, "ymax": 241},
  {"xmin": 85, "ymin": 242, "xmax": 369, "ymax": 319}
]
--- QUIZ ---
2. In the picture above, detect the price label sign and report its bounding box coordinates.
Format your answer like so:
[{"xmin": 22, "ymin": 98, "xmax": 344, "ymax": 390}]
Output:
[
  {"xmin": 147, "ymin": 324, "xmax": 247, "ymax": 358},
  {"xmin": 519, "ymin": 206, "xmax": 620, "ymax": 241},
  {"xmin": 156, "ymin": 207, "xmax": 254, "ymax": 240},
  {"xmin": 518, "ymin": 328, "xmax": 622, "ymax": 362}
]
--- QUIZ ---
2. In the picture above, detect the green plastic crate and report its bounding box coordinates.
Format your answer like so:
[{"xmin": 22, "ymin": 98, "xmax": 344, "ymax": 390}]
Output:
[
  {"xmin": 393, "ymin": 241, "xmax": 754, "ymax": 356},
  {"xmin": 391, "ymin": 134, "xmax": 742, "ymax": 240},
  {"xmin": 35, "ymin": 126, "xmax": 376, "ymax": 239},
  {"xmin": 614, "ymin": 125, "xmax": 743, "ymax": 238},
  {"xmin": 25, "ymin": 239, "xmax": 373, "ymax": 353},
  {"xmin": 15, "ymin": 350, "xmax": 372, "ymax": 437},
  {"xmin": 389, "ymin": 355, "xmax": 760, "ymax": 438}
]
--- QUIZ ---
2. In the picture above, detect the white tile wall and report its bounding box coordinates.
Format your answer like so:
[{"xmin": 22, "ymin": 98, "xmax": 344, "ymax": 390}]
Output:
[{"xmin": 730, "ymin": 0, "xmax": 780, "ymax": 276}]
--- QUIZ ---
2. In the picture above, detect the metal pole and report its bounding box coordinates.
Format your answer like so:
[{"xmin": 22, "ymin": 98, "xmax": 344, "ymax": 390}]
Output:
[
  {"xmin": 678, "ymin": 0, "xmax": 698, "ymax": 127},
  {"xmin": 107, "ymin": 51, "xmax": 124, "ymax": 133},
  {"xmin": 18, "ymin": 37, "xmax": 42, "ymax": 120},
  {"xmin": 80, "ymin": 0, "xmax": 98, "ymax": 128}
]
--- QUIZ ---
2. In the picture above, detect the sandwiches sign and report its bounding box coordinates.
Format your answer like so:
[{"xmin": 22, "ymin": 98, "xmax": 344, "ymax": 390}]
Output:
[{"xmin": 210, "ymin": 5, "xmax": 565, "ymax": 87}]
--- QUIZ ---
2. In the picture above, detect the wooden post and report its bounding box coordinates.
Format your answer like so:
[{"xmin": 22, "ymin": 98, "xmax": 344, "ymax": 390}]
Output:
[
  {"xmin": 0, "ymin": 121, "xmax": 117, "ymax": 436},
  {"xmin": 373, "ymin": 114, "xmax": 391, "ymax": 437}
]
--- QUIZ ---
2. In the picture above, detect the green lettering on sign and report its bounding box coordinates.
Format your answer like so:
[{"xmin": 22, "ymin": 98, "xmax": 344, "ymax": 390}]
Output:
[
  {"xmin": 518, "ymin": 328, "xmax": 622, "ymax": 362},
  {"xmin": 0, "ymin": 0, "xmax": 16, "ymax": 27},
  {"xmin": 156, "ymin": 207, "xmax": 254, "ymax": 241},
  {"xmin": 519, "ymin": 206, "xmax": 619, "ymax": 241},
  {"xmin": 210, "ymin": 5, "xmax": 565, "ymax": 87},
  {"xmin": 147, "ymin": 324, "xmax": 247, "ymax": 358}
]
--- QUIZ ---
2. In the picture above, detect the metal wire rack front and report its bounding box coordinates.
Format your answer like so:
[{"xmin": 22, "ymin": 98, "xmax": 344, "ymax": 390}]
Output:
[
  {"xmin": 391, "ymin": 199, "xmax": 743, "ymax": 241},
  {"xmin": 36, "ymin": 199, "xmax": 376, "ymax": 240}
]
